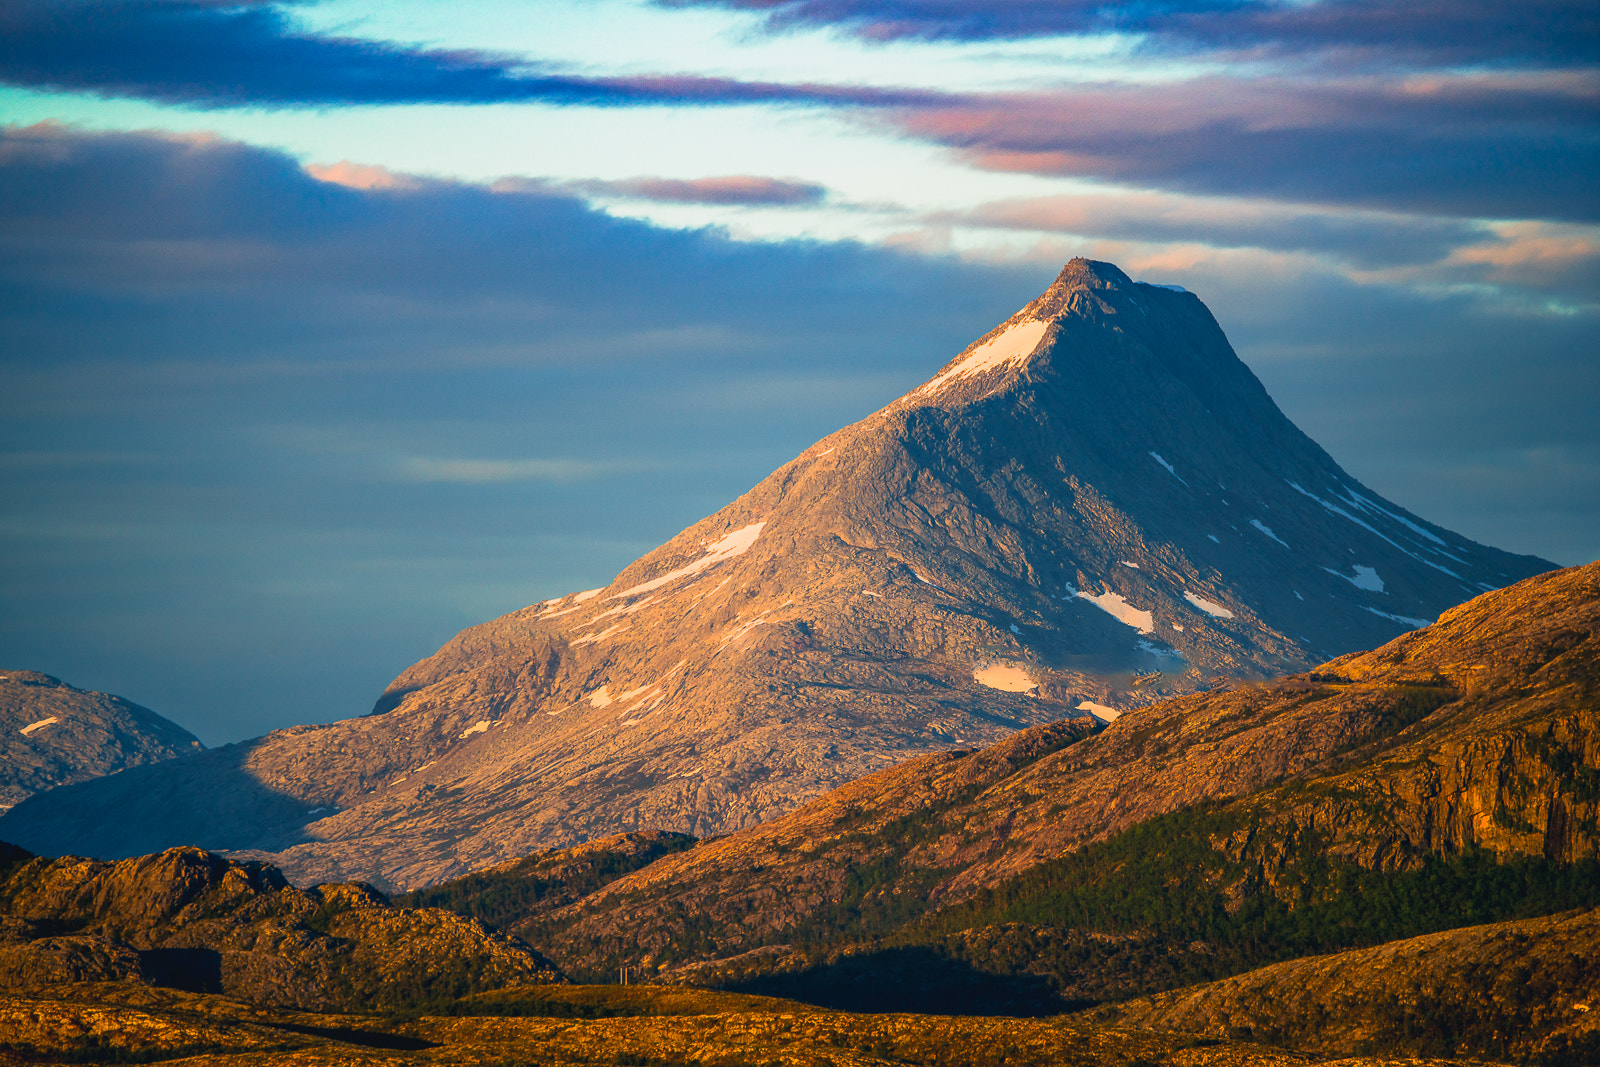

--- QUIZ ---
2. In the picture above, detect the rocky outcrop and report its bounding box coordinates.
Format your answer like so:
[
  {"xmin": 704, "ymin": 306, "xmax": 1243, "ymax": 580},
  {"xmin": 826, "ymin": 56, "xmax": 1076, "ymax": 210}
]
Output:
[
  {"xmin": 0, "ymin": 844, "xmax": 561, "ymax": 1011},
  {"xmin": 0, "ymin": 260, "xmax": 1550, "ymax": 889},
  {"xmin": 0, "ymin": 670, "xmax": 202, "ymax": 812}
]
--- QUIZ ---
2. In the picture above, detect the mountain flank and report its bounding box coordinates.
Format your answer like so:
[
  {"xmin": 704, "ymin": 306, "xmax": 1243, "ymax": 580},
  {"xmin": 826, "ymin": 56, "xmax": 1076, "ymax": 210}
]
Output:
[
  {"xmin": 0, "ymin": 670, "xmax": 201, "ymax": 813},
  {"xmin": 394, "ymin": 562, "xmax": 1599, "ymax": 1039},
  {"xmin": 0, "ymin": 563, "xmax": 1593, "ymax": 1064},
  {"xmin": 0, "ymin": 259, "xmax": 1552, "ymax": 889}
]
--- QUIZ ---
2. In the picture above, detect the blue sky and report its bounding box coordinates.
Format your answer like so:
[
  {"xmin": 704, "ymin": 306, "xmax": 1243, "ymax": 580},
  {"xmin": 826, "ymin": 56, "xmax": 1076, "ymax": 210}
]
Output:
[{"xmin": 2, "ymin": 0, "xmax": 1596, "ymax": 743}]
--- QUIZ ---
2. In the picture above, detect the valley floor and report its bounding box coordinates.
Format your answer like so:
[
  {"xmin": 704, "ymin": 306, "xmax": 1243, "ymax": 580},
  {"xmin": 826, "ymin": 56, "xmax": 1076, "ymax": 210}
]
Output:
[{"xmin": 0, "ymin": 982, "xmax": 1485, "ymax": 1067}]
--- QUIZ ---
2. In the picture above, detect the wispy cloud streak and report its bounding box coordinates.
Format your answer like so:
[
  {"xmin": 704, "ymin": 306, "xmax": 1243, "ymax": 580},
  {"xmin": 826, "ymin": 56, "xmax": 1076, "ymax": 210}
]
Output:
[
  {"xmin": 0, "ymin": 0, "xmax": 944, "ymax": 108},
  {"xmin": 491, "ymin": 174, "xmax": 830, "ymax": 206},
  {"xmin": 663, "ymin": 0, "xmax": 1599, "ymax": 64}
]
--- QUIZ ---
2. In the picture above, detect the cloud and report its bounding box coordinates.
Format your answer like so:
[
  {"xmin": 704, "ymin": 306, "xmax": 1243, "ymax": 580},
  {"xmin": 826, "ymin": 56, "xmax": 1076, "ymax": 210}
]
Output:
[
  {"xmin": 304, "ymin": 161, "xmax": 425, "ymax": 192},
  {"xmin": 0, "ymin": 0, "xmax": 942, "ymax": 108},
  {"xmin": 662, "ymin": 0, "xmax": 1600, "ymax": 65},
  {"xmin": 884, "ymin": 74, "xmax": 1600, "ymax": 222},
  {"xmin": 396, "ymin": 458, "xmax": 636, "ymax": 484},
  {"xmin": 567, "ymin": 175, "xmax": 829, "ymax": 206},
  {"xmin": 938, "ymin": 190, "xmax": 1491, "ymax": 268}
]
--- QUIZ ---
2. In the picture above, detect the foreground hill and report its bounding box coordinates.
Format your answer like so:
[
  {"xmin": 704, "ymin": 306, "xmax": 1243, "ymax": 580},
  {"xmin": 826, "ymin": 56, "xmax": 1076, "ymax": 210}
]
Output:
[
  {"xmin": 1086, "ymin": 906, "xmax": 1600, "ymax": 1064},
  {"xmin": 0, "ymin": 843, "xmax": 558, "ymax": 1012},
  {"xmin": 405, "ymin": 561, "xmax": 1599, "ymax": 1012},
  {"xmin": 0, "ymin": 565, "xmax": 1592, "ymax": 1065},
  {"xmin": 0, "ymin": 670, "xmax": 201, "ymax": 812},
  {"xmin": 0, "ymin": 980, "xmax": 1344, "ymax": 1066},
  {"xmin": 0, "ymin": 260, "xmax": 1550, "ymax": 889}
]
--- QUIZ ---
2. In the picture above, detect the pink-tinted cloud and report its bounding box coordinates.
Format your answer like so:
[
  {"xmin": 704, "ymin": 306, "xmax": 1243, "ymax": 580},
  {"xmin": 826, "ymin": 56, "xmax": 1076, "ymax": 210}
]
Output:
[{"xmin": 304, "ymin": 161, "xmax": 424, "ymax": 192}]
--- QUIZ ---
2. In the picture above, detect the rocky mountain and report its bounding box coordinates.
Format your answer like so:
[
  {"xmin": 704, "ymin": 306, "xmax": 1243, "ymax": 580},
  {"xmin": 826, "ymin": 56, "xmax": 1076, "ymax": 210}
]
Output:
[
  {"xmin": 0, "ymin": 670, "xmax": 202, "ymax": 812},
  {"xmin": 0, "ymin": 259, "xmax": 1552, "ymax": 889},
  {"xmin": 0, "ymin": 842, "xmax": 560, "ymax": 1012},
  {"xmin": 407, "ymin": 561, "xmax": 1599, "ymax": 1001}
]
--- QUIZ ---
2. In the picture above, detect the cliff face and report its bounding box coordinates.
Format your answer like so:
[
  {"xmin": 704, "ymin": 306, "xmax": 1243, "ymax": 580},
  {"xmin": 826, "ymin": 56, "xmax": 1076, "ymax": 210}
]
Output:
[
  {"xmin": 0, "ymin": 260, "xmax": 1551, "ymax": 889},
  {"xmin": 0, "ymin": 670, "xmax": 202, "ymax": 812},
  {"xmin": 0, "ymin": 844, "xmax": 560, "ymax": 1012}
]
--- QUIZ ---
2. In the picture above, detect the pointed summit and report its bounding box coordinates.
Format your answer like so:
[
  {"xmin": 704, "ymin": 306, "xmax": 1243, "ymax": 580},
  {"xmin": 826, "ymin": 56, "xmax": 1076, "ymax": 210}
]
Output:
[
  {"xmin": 1, "ymin": 262, "xmax": 1553, "ymax": 890},
  {"xmin": 1037, "ymin": 256, "xmax": 1135, "ymax": 298}
]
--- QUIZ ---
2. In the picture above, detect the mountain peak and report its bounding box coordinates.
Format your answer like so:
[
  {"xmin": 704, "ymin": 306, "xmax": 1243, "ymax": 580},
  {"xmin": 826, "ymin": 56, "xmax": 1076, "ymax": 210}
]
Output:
[
  {"xmin": 1050, "ymin": 256, "xmax": 1134, "ymax": 294},
  {"xmin": 0, "ymin": 263, "xmax": 1553, "ymax": 889}
]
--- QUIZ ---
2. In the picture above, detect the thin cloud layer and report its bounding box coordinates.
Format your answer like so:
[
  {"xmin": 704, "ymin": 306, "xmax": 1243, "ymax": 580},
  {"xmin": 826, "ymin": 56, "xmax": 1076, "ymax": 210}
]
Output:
[
  {"xmin": 664, "ymin": 0, "xmax": 1598, "ymax": 64},
  {"xmin": 570, "ymin": 175, "xmax": 829, "ymax": 206},
  {"xmin": 941, "ymin": 192, "xmax": 1491, "ymax": 268}
]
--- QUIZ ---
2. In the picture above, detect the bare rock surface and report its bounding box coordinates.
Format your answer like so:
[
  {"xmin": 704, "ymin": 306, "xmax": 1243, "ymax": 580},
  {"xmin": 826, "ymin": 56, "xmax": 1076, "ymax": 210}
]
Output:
[
  {"xmin": 0, "ymin": 670, "xmax": 202, "ymax": 812},
  {"xmin": 0, "ymin": 260, "xmax": 1551, "ymax": 889}
]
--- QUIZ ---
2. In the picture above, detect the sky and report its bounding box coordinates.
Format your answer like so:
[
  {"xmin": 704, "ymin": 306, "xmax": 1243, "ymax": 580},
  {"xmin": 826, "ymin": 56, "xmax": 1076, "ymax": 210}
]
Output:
[{"xmin": 1, "ymin": 0, "xmax": 1596, "ymax": 745}]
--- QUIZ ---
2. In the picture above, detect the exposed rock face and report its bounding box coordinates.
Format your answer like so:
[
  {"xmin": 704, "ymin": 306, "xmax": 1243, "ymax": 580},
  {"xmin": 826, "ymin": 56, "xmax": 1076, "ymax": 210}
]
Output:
[
  {"xmin": 0, "ymin": 670, "xmax": 202, "ymax": 812},
  {"xmin": 0, "ymin": 259, "xmax": 1550, "ymax": 889},
  {"xmin": 0, "ymin": 844, "xmax": 561, "ymax": 1011},
  {"xmin": 511, "ymin": 562, "xmax": 1599, "ymax": 979}
]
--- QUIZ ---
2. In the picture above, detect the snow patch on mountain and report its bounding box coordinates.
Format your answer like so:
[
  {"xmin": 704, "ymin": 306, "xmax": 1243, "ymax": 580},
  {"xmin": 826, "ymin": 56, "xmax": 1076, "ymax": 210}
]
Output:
[
  {"xmin": 614, "ymin": 522, "xmax": 766, "ymax": 599},
  {"xmin": 1364, "ymin": 606, "xmax": 1433, "ymax": 629},
  {"xmin": 1251, "ymin": 519, "xmax": 1289, "ymax": 547},
  {"xmin": 1184, "ymin": 592, "xmax": 1234, "ymax": 619},
  {"xmin": 973, "ymin": 666, "xmax": 1036, "ymax": 693},
  {"xmin": 1077, "ymin": 589, "xmax": 1155, "ymax": 634},
  {"xmin": 1149, "ymin": 451, "xmax": 1188, "ymax": 485},
  {"xmin": 1325, "ymin": 565, "xmax": 1385, "ymax": 592},
  {"xmin": 915, "ymin": 319, "xmax": 1050, "ymax": 398}
]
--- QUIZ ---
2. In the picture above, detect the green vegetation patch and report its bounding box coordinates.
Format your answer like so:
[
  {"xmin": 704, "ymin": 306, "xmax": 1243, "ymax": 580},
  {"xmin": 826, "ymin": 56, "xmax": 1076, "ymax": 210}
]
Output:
[
  {"xmin": 911, "ymin": 799, "xmax": 1600, "ymax": 993},
  {"xmin": 396, "ymin": 833, "xmax": 697, "ymax": 934}
]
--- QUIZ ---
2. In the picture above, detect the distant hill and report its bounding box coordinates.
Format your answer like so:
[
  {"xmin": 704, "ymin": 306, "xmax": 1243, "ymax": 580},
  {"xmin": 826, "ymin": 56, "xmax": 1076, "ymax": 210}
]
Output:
[
  {"xmin": 0, "ymin": 259, "xmax": 1552, "ymax": 888},
  {"xmin": 0, "ymin": 670, "xmax": 202, "ymax": 812}
]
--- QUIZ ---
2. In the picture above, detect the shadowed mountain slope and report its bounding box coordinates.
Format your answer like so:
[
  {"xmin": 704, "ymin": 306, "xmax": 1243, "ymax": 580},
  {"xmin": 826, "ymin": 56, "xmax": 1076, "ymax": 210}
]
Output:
[
  {"xmin": 0, "ymin": 670, "xmax": 202, "ymax": 813},
  {"xmin": 0, "ymin": 260, "xmax": 1551, "ymax": 889}
]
